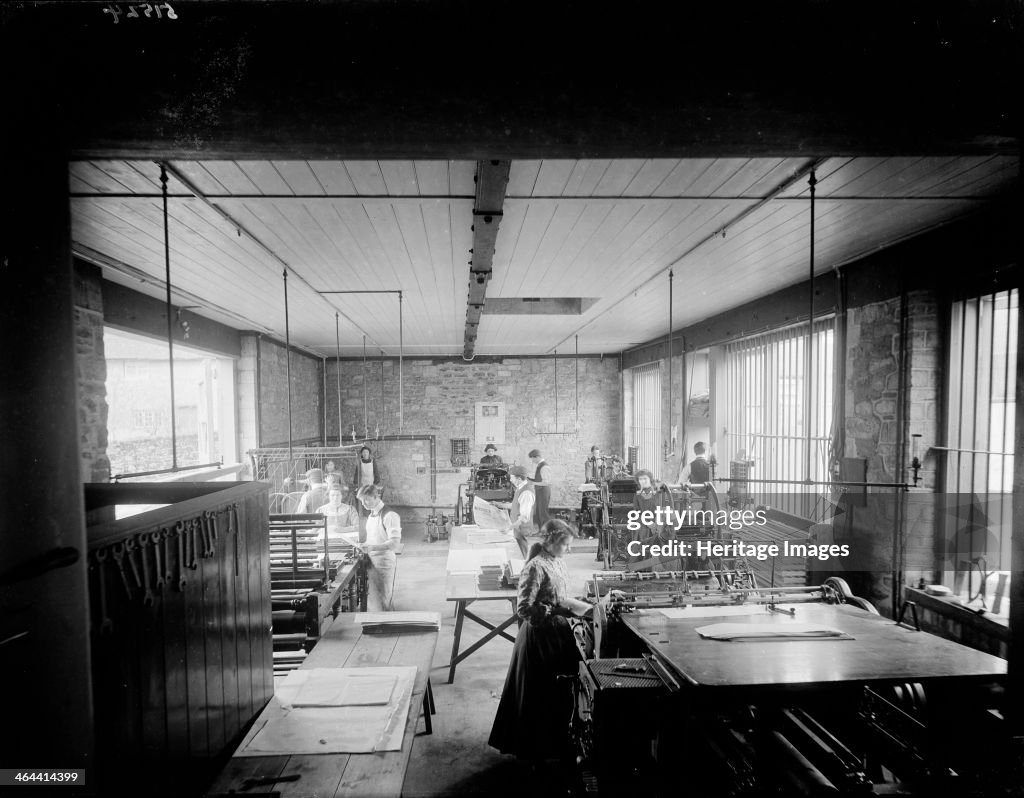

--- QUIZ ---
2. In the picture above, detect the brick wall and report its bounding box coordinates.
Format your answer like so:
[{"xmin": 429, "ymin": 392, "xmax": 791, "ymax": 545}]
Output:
[
  {"xmin": 73, "ymin": 263, "xmax": 110, "ymax": 483},
  {"xmin": 256, "ymin": 337, "xmax": 323, "ymax": 447},
  {"xmin": 324, "ymin": 356, "xmax": 621, "ymax": 508}
]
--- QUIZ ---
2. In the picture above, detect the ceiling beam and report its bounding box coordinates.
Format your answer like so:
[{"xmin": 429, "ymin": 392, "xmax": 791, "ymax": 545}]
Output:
[{"xmin": 464, "ymin": 160, "xmax": 511, "ymax": 360}]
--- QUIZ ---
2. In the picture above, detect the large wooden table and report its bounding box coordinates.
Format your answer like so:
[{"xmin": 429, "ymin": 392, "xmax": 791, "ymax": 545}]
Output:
[
  {"xmin": 207, "ymin": 614, "xmax": 438, "ymax": 798},
  {"xmin": 623, "ymin": 603, "xmax": 1007, "ymax": 696},
  {"xmin": 445, "ymin": 525, "xmax": 521, "ymax": 683}
]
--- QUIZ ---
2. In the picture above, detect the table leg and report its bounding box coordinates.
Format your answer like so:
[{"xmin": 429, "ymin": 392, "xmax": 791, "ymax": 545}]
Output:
[
  {"xmin": 448, "ymin": 600, "xmax": 466, "ymax": 683},
  {"xmin": 421, "ymin": 689, "xmax": 433, "ymax": 735}
]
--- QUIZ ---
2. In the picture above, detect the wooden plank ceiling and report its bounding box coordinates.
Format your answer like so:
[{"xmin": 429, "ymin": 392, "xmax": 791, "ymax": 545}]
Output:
[{"xmin": 70, "ymin": 156, "xmax": 1018, "ymax": 357}]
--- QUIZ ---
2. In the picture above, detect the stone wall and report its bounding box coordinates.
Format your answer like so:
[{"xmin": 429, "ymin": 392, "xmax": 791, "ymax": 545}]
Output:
[
  {"xmin": 837, "ymin": 289, "xmax": 943, "ymax": 612},
  {"xmin": 256, "ymin": 337, "xmax": 323, "ymax": 447},
  {"xmin": 324, "ymin": 356, "xmax": 622, "ymax": 508},
  {"xmin": 73, "ymin": 262, "xmax": 110, "ymax": 483}
]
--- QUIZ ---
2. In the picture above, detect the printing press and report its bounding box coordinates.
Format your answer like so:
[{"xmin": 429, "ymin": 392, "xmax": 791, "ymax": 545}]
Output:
[
  {"xmin": 571, "ymin": 572, "xmax": 1013, "ymax": 797},
  {"xmin": 268, "ymin": 513, "xmax": 367, "ymax": 674},
  {"xmin": 459, "ymin": 464, "xmax": 514, "ymax": 525}
]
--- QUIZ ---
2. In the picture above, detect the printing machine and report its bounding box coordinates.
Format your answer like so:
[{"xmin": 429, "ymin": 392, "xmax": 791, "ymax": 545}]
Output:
[{"xmin": 571, "ymin": 573, "xmax": 1014, "ymax": 797}]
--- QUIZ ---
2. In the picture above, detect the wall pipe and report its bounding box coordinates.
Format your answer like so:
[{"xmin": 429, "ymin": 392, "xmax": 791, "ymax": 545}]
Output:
[
  {"xmin": 343, "ymin": 434, "xmax": 438, "ymax": 502},
  {"xmin": 159, "ymin": 164, "xmax": 178, "ymax": 470},
  {"xmin": 893, "ymin": 284, "xmax": 911, "ymax": 617},
  {"xmin": 255, "ymin": 335, "xmax": 263, "ymax": 447}
]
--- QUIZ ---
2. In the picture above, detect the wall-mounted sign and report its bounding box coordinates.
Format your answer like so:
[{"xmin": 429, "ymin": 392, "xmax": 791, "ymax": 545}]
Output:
[{"xmin": 475, "ymin": 402, "xmax": 506, "ymax": 445}]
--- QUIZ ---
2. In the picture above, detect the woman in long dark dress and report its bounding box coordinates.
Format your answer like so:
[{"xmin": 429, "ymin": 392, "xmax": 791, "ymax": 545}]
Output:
[{"xmin": 488, "ymin": 519, "xmax": 595, "ymax": 760}]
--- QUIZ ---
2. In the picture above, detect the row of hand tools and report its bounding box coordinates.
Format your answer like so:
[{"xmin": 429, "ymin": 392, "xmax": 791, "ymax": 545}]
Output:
[{"xmin": 88, "ymin": 502, "xmax": 241, "ymax": 634}]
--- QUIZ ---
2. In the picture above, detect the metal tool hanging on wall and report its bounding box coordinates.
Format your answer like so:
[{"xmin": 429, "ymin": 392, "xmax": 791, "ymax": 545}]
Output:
[{"xmin": 88, "ymin": 502, "xmax": 241, "ymax": 634}]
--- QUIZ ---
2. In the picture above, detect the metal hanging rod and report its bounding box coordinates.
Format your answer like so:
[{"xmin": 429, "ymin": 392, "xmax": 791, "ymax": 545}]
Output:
[
  {"xmin": 159, "ymin": 164, "xmax": 178, "ymax": 471},
  {"xmin": 158, "ymin": 161, "xmax": 383, "ymax": 351},
  {"xmin": 708, "ymin": 476, "xmax": 917, "ymax": 489},
  {"xmin": 546, "ymin": 157, "xmax": 829, "ymax": 354},
  {"xmin": 283, "ymin": 268, "xmax": 293, "ymax": 461}
]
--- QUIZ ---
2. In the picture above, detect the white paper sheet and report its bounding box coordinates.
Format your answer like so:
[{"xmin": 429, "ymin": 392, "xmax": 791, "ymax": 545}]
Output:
[
  {"xmin": 277, "ymin": 670, "xmax": 397, "ymax": 707},
  {"xmin": 696, "ymin": 622, "xmax": 852, "ymax": 641},
  {"xmin": 446, "ymin": 548, "xmax": 506, "ymax": 574},
  {"xmin": 468, "ymin": 497, "xmax": 512, "ymax": 532},
  {"xmin": 658, "ymin": 605, "xmax": 771, "ymax": 619},
  {"xmin": 239, "ymin": 666, "xmax": 417, "ymax": 755},
  {"xmin": 465, "ymin": 530, "xmax": 515, "ymax": 545}
]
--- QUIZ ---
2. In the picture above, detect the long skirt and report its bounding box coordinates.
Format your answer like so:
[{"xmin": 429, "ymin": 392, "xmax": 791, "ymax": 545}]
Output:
[{"xmin": 488, "ymin": 615, "xmax": 580, "ymax": 760}]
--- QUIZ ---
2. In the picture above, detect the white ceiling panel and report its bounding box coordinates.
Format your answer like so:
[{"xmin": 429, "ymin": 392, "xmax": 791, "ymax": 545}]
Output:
[{"xmin": 70, "ymin": 156, "xmax": 1017, "ymax": 358}]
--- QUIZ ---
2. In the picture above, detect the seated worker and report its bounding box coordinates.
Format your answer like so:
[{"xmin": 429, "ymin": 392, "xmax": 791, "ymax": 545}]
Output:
[
  {"xmin": 506, "ymin": 465, "xmax": 537, "ymax": 559},
  {"xmin": 680, "ymin": 441, "xmax": 711, "ymax": 485},
  {"xmin": 314, "ymin": 483, "xmax": 359, "ymax": 545},
  {"xmin": 630, "ymin": 469, "xmax": 674, "ymax": 566},
  {"xmin": 584, "ymin": 445, "xmax": 605, "ymax": 483},
  {"xmin": 296, "ymin": 468, "xmax": 330, "ymax": 513},
  {"xmin": 355, "ymin": 484, "xmax": 402, "ymax": 611},
  {"xmin": 480, "ymin": 444, "xmax": 504, "ymax": 467}
]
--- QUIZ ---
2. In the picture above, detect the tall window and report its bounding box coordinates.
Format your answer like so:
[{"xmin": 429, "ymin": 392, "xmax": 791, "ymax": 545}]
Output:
[
  {"xmin": 630, "ymin": 362, "xmax": 662, "ymax": 479},
  {"xmin": 105, "ymin": 328, "xmax": 237, "ymax": 477},
  {"xmin": 943, "ymin": 289, "xmax": 1017, "ymax": 615},
  {"xmin": 721, "ymin": 319, "xmax": 835, "ymax": 518}
]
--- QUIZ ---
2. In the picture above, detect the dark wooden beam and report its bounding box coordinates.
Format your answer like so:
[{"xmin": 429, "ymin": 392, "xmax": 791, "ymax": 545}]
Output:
[
  {"xmin": 4, "ymin": 2, "xmax": 1019, "ymax": 159},
  {"xmin": 97, "ymin": 266, "xmax": 243, "ymax": 358},
  {"xmin": 464, "ymin": 160, "xmax": 510, "ymax": 359}
]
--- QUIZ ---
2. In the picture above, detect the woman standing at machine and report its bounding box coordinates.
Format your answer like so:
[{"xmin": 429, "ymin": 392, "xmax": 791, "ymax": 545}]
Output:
[
  {"xmin": 355, "ymin": 483, "xmax": 402, "ymax": 611},
  {"xmin": 489, "ymin": 519, "xmax": 596, "ymax": 762}
]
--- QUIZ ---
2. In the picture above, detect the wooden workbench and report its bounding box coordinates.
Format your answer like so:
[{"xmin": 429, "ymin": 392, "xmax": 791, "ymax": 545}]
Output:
[
  {"xmin": 207, "ymin": 613, "xmax": 438, "ymax": 798},
  {"xmin": 623, "ymin": 603, "xmax": 1007, "ymax": 695},
  {"xmin": 445, "ymin": 525, "xmax": 521, "ymax": 683}
]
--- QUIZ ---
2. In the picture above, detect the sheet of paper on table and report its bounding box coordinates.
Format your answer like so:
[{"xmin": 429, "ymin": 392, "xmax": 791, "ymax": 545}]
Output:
[
  {"xmin": 276, "ymin": 669, "xmax": 397, "ymax": 707},
  {"xmin": 240, "ymin": 665, "xmax": 417, "ymax": 755},
  {"xmin": 468, "ymin": 496, "xmax": 512, "ymax": 533},
  {"xmin": 446, "ymin": 548, "xmax": 507, "ymax": 574},
  {"xmin": 696, "ymin": 622, "xmax": 853, "ymax": 641},
  {"xmin": 465, "ymin": 529, "xmax": 515, "ymax": 545},
  {"xmin": 658, "ymin": 605, "xmax": 776, "ymax": 619}
]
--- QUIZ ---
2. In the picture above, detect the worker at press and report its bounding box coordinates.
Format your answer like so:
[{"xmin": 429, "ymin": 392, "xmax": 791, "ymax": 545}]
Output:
[
  {"xmin": 584, "ymin": 445, "xmax": 605, "ymax": 483},
  {"xmin": 528, "ymin": 449, "xmax": 552, "ymax": 527},
  {"xmin": 315, "ymin": 483, "xmax": 359, "ymax": 547},
  {"xmin": 631, "ymin": 469, "xmax": 673, "ymax": 566},
  {"xmin": 680, "ymin": 441, "xmax": 711, "ymax": 485},
  {"xmin": 355, "ymin": 484, "xmax": 402, "ymax": 611},
  {"xmin": 480, "ymin": 443, "xmax": 504, "ymax": 467},
  {"xmin": 506, "ymin": 465, "xmax": 537, "ymax": 559}
]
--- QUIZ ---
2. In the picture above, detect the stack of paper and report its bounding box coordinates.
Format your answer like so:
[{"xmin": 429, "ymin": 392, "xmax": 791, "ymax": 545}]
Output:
[
  {"xmin": 696, "ymin": 622, "xmax": 853, "ymax": 642},
  {"xmin": 502, "ymin": 558, "xmax": 524, "ymax": 588},
  {"xmin": 478, "ymin": 564, "xmax": 505, "ymax": 590},
  {"xmin": 356, "ymin": 611, "xmax": 441, "ymax": 634}
]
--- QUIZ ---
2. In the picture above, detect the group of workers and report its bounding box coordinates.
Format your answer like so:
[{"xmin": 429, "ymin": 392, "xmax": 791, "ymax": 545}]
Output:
[{"xmin": 292, "ymin": 445, "xmax": 400, "ymax": 612}]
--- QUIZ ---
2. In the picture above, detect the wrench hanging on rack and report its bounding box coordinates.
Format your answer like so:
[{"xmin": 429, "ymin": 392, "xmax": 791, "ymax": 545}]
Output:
[
  {"xmin": 111, "ymin": 542, "xmax": 133, "ymax": 600},
  {"xmin": 93, "ymin": 549, "xmax": 114, "ymax": 634},
  {"xmin": 137, "ymin": 532, "xmax": 155, "ymax": 606}
]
